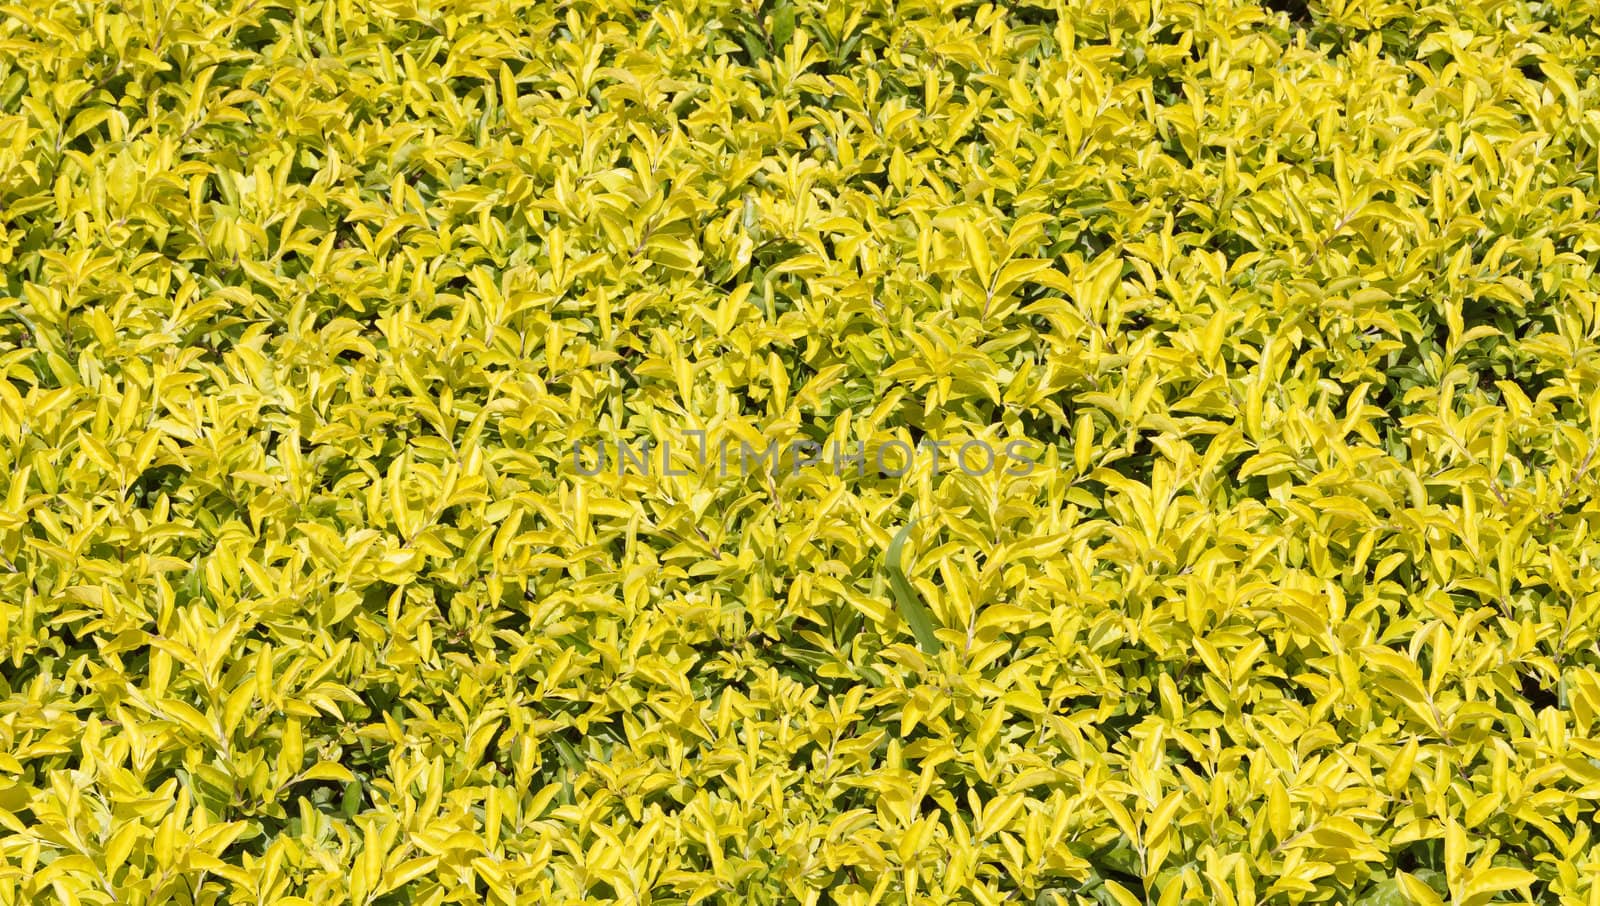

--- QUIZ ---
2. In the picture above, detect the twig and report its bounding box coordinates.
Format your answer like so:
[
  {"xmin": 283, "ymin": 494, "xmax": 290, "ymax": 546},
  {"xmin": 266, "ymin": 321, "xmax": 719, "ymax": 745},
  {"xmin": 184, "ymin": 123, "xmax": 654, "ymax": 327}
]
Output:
[{"xmin": 1545, "ymin": 439, "xmax": 1599, "ymax": 522}]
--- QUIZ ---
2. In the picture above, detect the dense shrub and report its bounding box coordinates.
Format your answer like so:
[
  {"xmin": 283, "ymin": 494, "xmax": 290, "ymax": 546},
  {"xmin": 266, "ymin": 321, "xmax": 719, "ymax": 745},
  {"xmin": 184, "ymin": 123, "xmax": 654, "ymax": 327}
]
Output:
[{"xmin": 3, "ymin": 0, "xmax": 1600, "ymax": 903}]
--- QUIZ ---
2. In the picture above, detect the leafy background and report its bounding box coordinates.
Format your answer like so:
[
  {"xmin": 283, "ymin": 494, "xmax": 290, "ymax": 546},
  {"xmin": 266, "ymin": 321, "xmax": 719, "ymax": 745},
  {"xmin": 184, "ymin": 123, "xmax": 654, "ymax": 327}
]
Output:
[{"xmin": 3, "ymin": 0, "xmax": 1600, "ymax": 903}]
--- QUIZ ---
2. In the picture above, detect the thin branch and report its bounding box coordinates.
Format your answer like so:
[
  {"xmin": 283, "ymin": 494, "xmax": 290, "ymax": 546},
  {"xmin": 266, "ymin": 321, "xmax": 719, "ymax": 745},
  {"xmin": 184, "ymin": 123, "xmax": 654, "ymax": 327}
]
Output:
[{"xmin": 1545, "ymin": 439, "xmax": 1599, "ymax": 522}]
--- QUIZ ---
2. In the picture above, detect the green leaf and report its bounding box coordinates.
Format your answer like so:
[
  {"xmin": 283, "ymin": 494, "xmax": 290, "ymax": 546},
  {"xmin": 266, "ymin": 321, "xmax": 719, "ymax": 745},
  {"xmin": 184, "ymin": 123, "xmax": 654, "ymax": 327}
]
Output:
[
  {"xmin": 886, "ymin": 519, "xmax": 939, "ymax": 653},
  {"xmin": 770, "ymin": 3, "xmax": 795, "ymax": 48}
]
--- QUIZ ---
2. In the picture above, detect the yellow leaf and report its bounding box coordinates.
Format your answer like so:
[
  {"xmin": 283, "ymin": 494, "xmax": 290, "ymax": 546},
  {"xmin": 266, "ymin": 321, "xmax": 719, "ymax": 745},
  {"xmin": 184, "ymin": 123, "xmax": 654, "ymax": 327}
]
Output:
[
  {"xmin": 1463, "ymin": 867, "xmax": 1536, "ymax": 906},
  {"xmin": 1103, "ymin": 880, "xmax": 1143, "ymax": 906},
  {"xmin": 1398, "ymin": 873, "xmax": 1445, "ymax": 906},
  {"xmin": 301, "ymin": 762, "xmax": 356, "ymax": 784}
]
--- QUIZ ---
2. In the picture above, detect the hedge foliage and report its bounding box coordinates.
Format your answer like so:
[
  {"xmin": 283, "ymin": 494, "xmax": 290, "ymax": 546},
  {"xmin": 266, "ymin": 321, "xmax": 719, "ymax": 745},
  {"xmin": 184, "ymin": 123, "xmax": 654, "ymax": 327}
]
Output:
[{"xmin": 4, "ymin": 0, "xmax": 1600, "ymax": 903}]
